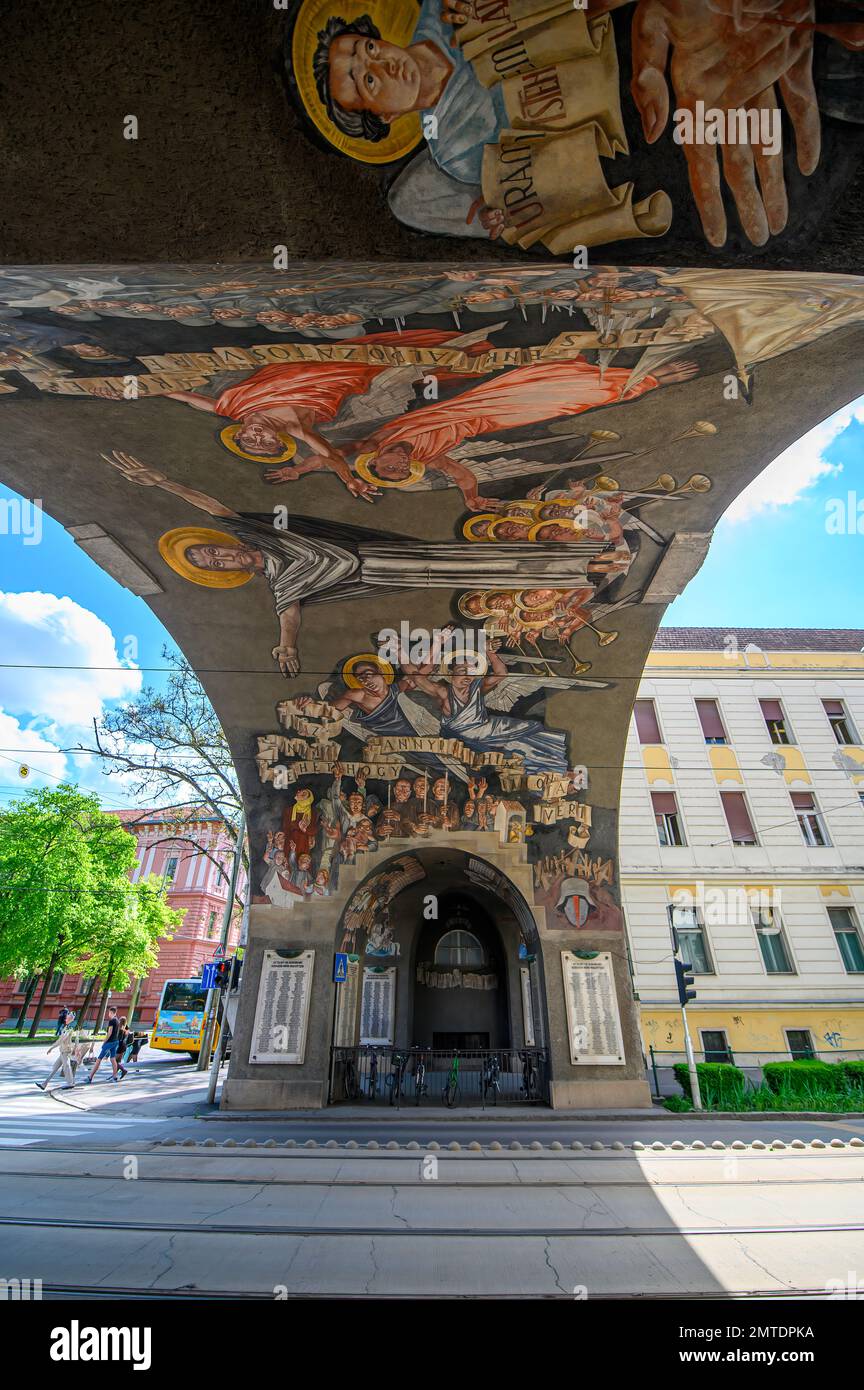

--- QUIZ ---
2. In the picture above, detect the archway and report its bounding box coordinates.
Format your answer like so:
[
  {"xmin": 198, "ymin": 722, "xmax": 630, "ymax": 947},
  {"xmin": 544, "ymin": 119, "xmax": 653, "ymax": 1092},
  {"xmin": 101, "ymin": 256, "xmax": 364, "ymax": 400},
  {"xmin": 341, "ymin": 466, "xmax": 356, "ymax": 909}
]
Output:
[{"xmin": 330, "ymin": 846, "xmax": 550, "ymax": 1106}]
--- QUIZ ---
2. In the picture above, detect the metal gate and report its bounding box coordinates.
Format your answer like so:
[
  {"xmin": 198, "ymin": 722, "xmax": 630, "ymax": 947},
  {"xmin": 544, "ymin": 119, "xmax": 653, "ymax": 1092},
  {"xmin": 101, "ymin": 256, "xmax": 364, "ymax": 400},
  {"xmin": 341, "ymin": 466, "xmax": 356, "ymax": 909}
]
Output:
[{"xmin": 329, "ymin": 1046, "xmax": 549, "ymax": 1107}]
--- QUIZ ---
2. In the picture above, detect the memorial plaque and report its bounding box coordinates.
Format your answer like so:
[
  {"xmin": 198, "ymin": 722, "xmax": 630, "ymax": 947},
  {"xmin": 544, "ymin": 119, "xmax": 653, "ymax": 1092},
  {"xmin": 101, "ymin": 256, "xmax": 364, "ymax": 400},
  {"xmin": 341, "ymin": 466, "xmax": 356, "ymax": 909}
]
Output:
[
  {"xmin": 334, "ymin": 956, "xmax": 360, "ymax": 1048},
  {"xmin": 520, "ymin": 965, "xmax": 536, "ymax": 1047},
  {"xmin": 360, "ymin": 966, "xmax": 396, "ymax": 1046},
  {"xmin": 561, "ymin": 951, "xmax": 624, "ymax": 1065},
  {"xmin": 248, "ymin": 949, "xmax": 315, "ymax": 1064}
]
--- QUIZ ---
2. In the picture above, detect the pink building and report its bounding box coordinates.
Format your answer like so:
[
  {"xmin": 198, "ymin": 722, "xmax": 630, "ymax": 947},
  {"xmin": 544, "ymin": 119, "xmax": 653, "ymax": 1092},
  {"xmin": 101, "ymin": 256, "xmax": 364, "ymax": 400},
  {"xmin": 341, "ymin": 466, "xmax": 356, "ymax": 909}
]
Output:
[{"xmin": 0, "ymin": 808, "xmax": 246, "ymax": 1030}]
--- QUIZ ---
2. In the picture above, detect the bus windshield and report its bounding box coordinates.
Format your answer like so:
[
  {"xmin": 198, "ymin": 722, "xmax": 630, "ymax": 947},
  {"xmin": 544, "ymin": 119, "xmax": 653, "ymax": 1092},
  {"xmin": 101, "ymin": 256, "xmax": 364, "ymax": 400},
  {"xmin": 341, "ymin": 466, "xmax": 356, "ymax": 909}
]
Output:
[{"xmin": 161, "ymin": 981, "xmax": 207, "ymax": 1012}]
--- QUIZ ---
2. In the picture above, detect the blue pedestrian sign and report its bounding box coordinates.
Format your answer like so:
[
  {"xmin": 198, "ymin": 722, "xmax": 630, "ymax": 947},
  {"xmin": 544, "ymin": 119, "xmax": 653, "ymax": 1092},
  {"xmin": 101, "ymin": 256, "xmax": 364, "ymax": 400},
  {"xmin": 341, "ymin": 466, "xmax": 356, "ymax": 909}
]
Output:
[
  {"xmin": 201, "ymin": 962, "xmax": 219, "ymax": 990},
  {"xmin": 333, "ymin": 953, "xmax": 348, "ymax": 983}
]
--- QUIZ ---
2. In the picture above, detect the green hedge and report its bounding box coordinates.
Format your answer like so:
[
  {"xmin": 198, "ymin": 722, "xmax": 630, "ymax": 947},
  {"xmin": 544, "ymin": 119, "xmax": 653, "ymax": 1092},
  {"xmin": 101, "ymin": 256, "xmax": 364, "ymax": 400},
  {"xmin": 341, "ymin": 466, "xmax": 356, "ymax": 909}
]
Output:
[
  {"xmin": 839, "ymin": 1060, "xmax": 864, "ymax": 1091},
  {"xmin": 674, "ymin": 1061, "xmax": 746, "ymax": 1107},
  {"xmin": 762, "ymin": 1060, "xmax": 848, "ymax": 1095}
]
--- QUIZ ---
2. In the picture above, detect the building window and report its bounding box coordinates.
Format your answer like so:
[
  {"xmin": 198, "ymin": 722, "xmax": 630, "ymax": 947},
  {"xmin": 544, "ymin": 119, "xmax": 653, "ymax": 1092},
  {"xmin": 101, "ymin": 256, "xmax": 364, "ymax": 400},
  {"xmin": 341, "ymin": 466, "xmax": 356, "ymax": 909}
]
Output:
[
  {"xmin": 751, "ymin": 904, "xmax": 795, "ymax": 974},
  {"xmin": 786, "ymin": 1029, "xmax": 815, "ymax": 1060},
  {"xmin": 791, "ymin": 792, "xmax": 830, "ymax": 848},
  {"xmin": 207, "ymin": 911, "xmax": 217, "ymax": 938},
  {"xmin": 434, "ymin": 930, "xmax": 484, "ymax": 968},
  {"xmin": 669, "ymin": 904, "xmax": 714, "ymax": 974},
  {"xmin": 720, "ymin": 791, "xmax": 758, "ymax": 845},
  {"xmin": 700, "ymin": 1030, "xmax": 733, "ymax": 1064},
  {"xmin": 828, "ymin": 907, "xmax": 864, "ymax": 973},
  {"xmin": 47, "ymin": 972, "xmax": 64, "ymax": 994},
  {"xmin": 759, "ymin": 698, "xmax": 793, "ymax": 745},
  {"xmin": 634, "ymin": 699, "xmax": 662, "ymax": 744},
  {"xmin": 16, "ymin": 975, "xmax": 36, "ymax": 995},
  {"xmin": 164, "ymin": 856, "xmax": 179, "ymax": 883},
  {"xmin": 695, "ymin": 698, "xmax": 727, "ymax": 744},
  {"xmin": 651, "ymin": 792, "xmax": 685, "ymax": 846},
  {"xmin": 822, "ymin": 699, "xmax": 859, "ymax": 745}
]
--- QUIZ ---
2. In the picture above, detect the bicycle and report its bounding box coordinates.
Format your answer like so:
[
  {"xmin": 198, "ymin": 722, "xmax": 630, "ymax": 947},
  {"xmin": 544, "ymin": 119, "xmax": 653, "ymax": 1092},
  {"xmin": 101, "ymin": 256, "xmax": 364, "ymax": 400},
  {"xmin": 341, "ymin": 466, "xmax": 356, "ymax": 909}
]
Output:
[
  {"xmin": 520, "ymin": 1049, "xmax": 538, "ymax": 1101},
  {"xmin": 367, "ymin": 1049, "xmax": 379, "ymax": 1100},
  {"xmin": 386, "ymin": 1051, "xmax": 407, "ymax": 1107},
  {"xmin": 412, "ymin": 1047, "xmax": 428, "ymax": 1105},
  {"xmin": 343, "ymin": 1054, "xmax": 360, "ymax": 1101},
  {"xmin": 482, "ymin": 1053, "xmax": 501, "ymax": 1105},
  {"xmin": 443, "ymin": 1052, "xmax": 460, "ymax": 1107}
]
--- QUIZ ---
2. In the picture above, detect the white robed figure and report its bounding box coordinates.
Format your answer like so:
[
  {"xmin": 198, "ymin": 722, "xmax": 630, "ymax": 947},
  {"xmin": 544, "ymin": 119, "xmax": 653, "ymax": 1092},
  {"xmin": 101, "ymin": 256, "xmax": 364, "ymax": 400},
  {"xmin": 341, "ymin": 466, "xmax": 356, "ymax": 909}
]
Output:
[{"xmin": 402, "ymin": 643, "xmax": 572, "ymax": 777}]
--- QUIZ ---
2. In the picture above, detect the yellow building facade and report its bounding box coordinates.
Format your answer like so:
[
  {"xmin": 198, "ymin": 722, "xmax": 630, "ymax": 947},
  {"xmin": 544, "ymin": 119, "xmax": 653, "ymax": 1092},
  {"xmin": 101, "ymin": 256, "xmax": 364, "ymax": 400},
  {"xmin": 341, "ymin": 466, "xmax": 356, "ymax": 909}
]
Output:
[{"xmin": 620, "ymin": 629, "xmax": 864, "ymax": 1088}]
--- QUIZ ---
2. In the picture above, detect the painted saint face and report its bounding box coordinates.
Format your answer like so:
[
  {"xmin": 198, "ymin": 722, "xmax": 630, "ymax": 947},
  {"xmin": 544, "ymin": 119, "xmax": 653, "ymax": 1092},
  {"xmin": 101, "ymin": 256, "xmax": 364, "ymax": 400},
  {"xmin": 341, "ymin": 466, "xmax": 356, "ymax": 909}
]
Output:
[
  {"xmin": 234, "ymin": 421, "xmax": 286, "ymax": 456},
  {"xmin": 354, "ymin": 663, "xmax": 387, "ymax": 695},
  {"xmin": 367, "ymin": 443, "xmax": 412, "ymax": 480},
  {"xmin": 412, "ymin": 778, "xmax": 428, "ymax": 798},
  {"xmin": 185, "ymin": 543, "xmax": 260, "ymax": 573},
  {"xmin": 329, "ymin": 35, "xmax": 421, "ymax": 120},
  {"xmin": 521, "ymin": 588, "xmax": 558, "ymax": 608},
  {"xmin": 494, "ymin": 520, "xmax": 531, "ymax": 541},
  {"xmin": 347, "ymin": 794, "xmax": 365, "ymax": 814},
  {"xmin": 534, "ymin": 523, "xmax": 576, "ymax": 543},
  {"xmin": 431, "ymin": 778, "xmax": 448, "ymax": 801},
  {"xmin": 394, "ymin": 780, "xmax": 412, "ymax": 802}
]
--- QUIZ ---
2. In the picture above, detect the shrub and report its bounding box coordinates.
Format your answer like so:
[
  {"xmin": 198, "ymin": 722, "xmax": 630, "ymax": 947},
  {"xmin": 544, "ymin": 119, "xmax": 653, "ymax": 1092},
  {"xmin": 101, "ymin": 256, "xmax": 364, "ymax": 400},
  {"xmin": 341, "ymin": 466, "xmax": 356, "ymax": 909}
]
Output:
[
  {"xmin": 663, "ymin": 1094, "xmax": 693, "ymax": 1113},
  {"xmin": 673, "ymin": 1061, "xmax": 746, "ymax": 1108},
  {"xmin": 762, "ymin": 1061, "xmax": 846, "ymax": 1096},
  {"xmin": 839, "ymin": 1060, "xmax": 864, "ymax": 1092}
]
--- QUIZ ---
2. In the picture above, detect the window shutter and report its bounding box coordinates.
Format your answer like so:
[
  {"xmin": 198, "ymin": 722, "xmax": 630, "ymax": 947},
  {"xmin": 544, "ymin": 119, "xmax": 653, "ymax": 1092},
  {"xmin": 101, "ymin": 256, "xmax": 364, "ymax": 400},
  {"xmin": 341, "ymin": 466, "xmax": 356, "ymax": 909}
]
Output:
[
  {"xmin": 822, "ymin": 699, "xmax": 844, "ymax": 716},
  {"xmin": 759, "ymin": 699, "xmax": 783, "ymax": 720},
  {"xmin": 696, "ymin": 699, "xmax": 726, "ymax": 739},
  {"xmin": 651, "ymin": 792, "xmax": 677, "ymax": 814},
  {"xmin": 790, "ymin": 792, "xmax": 814, "ymax": 810},
  {"xmin": 721, "ymin": 791, "xmax": 756, "ymax": 842},
  {"xmin": 634, "ymin": 700, "xmax": 662, "ymax": 744}
]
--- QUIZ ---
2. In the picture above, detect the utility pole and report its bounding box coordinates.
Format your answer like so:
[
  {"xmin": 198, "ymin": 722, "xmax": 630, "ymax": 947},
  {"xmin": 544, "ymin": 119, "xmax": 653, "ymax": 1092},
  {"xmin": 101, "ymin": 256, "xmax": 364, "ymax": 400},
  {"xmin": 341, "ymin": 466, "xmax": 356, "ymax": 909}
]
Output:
[
  {"xmin": 674, "ymin": 958, "xmax": 702, "ymax": 1111},
  {"xmin": 197, "ymin": 811, "xmax": 245, "ymax": 1072}
]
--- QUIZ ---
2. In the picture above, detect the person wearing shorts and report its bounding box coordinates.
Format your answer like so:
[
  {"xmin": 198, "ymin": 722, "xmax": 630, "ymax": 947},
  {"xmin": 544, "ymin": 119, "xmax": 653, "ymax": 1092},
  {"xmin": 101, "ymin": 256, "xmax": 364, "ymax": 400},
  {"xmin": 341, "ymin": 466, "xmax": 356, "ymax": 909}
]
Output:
[{"xmin": 86, "ymin": 1007, "xmax": 121, "ymax": 1084}]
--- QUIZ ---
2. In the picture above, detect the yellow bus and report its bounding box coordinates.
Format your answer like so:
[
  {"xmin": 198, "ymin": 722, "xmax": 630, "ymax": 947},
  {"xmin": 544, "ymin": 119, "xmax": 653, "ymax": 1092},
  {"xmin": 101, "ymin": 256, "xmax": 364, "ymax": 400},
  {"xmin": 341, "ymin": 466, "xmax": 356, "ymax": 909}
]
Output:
[{"xmin": 150, "ymin": 978, "xmax": 216, "ymax": 1059}]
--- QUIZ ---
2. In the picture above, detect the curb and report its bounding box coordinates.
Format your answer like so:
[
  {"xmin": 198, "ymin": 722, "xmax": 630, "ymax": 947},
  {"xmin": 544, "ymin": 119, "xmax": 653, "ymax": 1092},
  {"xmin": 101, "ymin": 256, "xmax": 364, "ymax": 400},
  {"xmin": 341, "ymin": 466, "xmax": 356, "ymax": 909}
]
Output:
[{"xmin": 154, "ymin": 1135, "xmax": 864, "ymax": 1154}]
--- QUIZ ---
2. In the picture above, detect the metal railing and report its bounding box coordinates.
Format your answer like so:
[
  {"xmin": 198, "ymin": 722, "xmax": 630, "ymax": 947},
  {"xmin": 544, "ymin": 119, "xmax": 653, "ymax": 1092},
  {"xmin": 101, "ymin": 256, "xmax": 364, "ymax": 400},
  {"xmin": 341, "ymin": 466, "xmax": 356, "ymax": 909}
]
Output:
[
  {"xmin": 329, "ymin": 1046, "xmax": 549, "ymax": 1107},
  {"xmin": 647, "ymin": 1046, "xmax": 864, "ymax": 1098}
]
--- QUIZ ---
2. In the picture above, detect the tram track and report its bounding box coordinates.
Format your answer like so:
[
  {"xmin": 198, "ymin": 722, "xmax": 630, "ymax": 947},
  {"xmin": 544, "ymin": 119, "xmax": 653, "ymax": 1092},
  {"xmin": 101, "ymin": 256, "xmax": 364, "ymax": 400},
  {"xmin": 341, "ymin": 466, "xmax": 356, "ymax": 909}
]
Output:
[{"xmin": 2, "ymin": 1214, "xmax": 862, "ymax": 1239}]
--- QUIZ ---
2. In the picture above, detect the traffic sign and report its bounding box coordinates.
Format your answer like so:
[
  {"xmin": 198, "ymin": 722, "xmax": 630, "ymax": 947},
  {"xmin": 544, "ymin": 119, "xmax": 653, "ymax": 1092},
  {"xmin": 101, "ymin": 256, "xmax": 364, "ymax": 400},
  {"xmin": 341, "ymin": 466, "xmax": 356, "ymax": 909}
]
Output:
[
  {"xmin": 333, "ymin": 953, "xmax": 348, "ymax": 983},
  {"xmin": 213, "ymin": 942, "xmax": 225, "ymax": 959},
  {"xmin": 201, "ymin": 961, "xmax": 219, "ymax": 991}
]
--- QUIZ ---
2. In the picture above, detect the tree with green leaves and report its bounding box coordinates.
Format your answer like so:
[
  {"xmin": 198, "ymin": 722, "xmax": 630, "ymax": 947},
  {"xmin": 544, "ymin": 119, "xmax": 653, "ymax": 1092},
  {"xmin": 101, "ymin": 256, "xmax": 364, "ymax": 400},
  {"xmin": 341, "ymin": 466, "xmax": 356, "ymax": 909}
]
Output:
[
  {"xmin": 0, "ymin": 784, "xmax": 181, "ymax": 1035},
  {"xmin": 77, "ymin": 647, "xmax": 246, "ymax": 908}
]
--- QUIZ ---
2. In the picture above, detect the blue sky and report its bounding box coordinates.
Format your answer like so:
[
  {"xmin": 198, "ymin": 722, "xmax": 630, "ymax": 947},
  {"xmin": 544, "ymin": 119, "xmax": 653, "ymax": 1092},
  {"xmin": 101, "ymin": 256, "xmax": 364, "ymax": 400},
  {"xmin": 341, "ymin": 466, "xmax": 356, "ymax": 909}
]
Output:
[{"xmin": 0, "ymin": 397, "xmax": 861, "ymax": 808}]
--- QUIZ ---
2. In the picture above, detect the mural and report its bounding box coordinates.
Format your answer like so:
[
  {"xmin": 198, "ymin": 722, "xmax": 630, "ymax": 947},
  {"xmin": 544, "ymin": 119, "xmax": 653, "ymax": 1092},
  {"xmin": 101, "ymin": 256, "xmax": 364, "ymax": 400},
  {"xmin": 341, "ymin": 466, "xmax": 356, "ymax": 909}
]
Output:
[
  {"xmin": 2, "ymin": 262, "xmax": 863, "ymax": 942},
  {"xmin": 282, "ymin": 0, "xmax": 864, "ymax": 254}
]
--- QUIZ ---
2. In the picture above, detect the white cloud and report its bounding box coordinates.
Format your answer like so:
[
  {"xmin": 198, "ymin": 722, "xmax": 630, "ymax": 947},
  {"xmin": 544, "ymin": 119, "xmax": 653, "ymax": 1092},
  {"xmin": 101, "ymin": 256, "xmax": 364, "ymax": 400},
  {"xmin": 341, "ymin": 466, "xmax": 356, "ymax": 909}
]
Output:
[
  {"xmin": 0, "ymin": 591, "xmax": 141, "ymax": 733},
  {"xmin": 0, "ymin": 708, "xmax": 68, "ymax": 794},
  {"xmin": 723, "ymin": 397, "xmax": 864, "ymax": 523}
]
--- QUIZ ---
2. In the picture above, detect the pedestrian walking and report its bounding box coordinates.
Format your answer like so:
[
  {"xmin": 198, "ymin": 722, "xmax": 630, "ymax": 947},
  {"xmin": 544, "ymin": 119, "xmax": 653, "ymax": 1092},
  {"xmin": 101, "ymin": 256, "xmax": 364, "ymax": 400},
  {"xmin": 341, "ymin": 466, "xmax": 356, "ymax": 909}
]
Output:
[
  {"xmin": 86, "ymin": 1006, "xmax": 122, "ymax": 1083},
  {"xmin": 55, "ymin": 1005, "xmax": 69, "ymax": 1036},
  {"xmin": 116, "ymin": 1018, "xmax": 131, "ymax": 1079},
  {"xmin": 37, "ymin": 1025, "xmax": 78, "ymax": 1090}
]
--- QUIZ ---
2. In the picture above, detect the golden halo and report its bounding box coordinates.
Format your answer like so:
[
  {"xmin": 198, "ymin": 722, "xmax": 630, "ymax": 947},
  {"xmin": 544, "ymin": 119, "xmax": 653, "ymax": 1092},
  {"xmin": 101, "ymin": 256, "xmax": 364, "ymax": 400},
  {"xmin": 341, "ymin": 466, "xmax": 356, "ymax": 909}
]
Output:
[
  {"xmin": 219, "ymin": 424, "xmax": 297, "ymax": 464},
  {"xmin": 354, "ymin": 451, "xmax": 426, "ymax": 488},
  {"xmin": 457, "ymin": 591, "xmax": 493, "ymax": 619},
  {"xmin": 290, "ymin": 0, "xmax": 423, "ymax": 166},
  {"xmin": 528, "ymin": 518, "xmax": 583, "ymax": 542},
  {"xmin": 463, "ymin": 514, "xmax": 534, "ymax": 542},
  {"xmin": 157, "ymin": 528, "xmax": 254, "ymax": 589},
  {"xmin": 514, "ymin": 589, "xmax": 561, "ymax": 613},
  {"xmin": 342, "ymin": 653, "xmax": 395, "ymax": 689}
]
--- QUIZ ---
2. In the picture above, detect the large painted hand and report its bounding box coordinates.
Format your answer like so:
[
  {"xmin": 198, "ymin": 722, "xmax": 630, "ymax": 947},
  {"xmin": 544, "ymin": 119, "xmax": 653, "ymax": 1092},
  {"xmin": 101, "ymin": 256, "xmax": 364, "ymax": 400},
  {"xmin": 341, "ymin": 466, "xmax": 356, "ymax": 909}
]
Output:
[
  {"xmin": 630, "ymin": 0, "xmax": 820, "ymax": 246},
  {"xmin": 98, "ymin": 449, "xmax": 166, "ymax": 486},
  {"xmin": 272, "ymin": 644, "xmax": 300, "ymax": 677}
]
